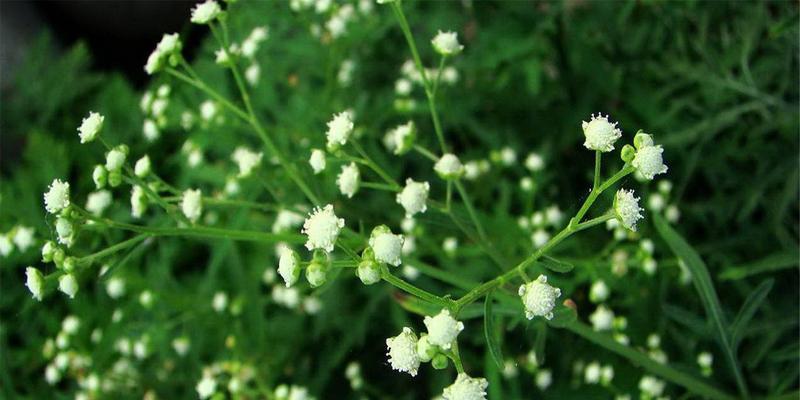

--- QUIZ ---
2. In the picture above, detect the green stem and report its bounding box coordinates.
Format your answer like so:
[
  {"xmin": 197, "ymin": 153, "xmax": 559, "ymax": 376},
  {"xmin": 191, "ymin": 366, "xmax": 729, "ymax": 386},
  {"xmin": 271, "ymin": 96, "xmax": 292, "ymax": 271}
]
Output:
[
  {"xmin": 450, "ymin": 341, "xmax": 465, "ymax": 373},
  {"xmin": 381, "ymin": 266, "xmax": 455, "ymax": 309},
  {"xmin": 432, "ymin": 56, "xmax": 447, "ymax": 97},
  {"xmin": 167, "ymin": 66, "xmax": 251, "ymax": 123},
  {"xmin": 570, "ymin": 165, "xmax": 634, "ymax": 227},
  {"xmin": 350, "ymin": 141, "xmax": 402, "ymax": 190},
  {"xmin": 361, "ymin": 182, "xmax": 400, "ymax": 192},
  {"xmin": 593, "ymin": 150, "xmax": 601, "ymax": 189},
  {"xmin": 454, "ymin": 179, "xmax": 489, "ymax": 244},
  {"xmin": 414, "ymin": 144, "xmax": 439, "ymax": 162},
  {"xmin": 77, "ymin": 233, "xmax": 150, "ymax": 265}
]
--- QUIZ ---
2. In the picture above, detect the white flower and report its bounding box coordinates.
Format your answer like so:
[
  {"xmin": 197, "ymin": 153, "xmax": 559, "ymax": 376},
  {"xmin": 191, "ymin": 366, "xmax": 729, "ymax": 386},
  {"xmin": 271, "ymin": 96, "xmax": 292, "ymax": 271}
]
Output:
[
  {"xmin": 143, "ymin": 119, "xmax": 159, "ymax": 141},
  {"xmin": 525, "ymin": 152, "xmax": 544, "ymax": 171},
  {"xmin": 157, "ymin": 33, "xmax": 181, "ymax": 54},
  {"xmin": 385, "ymin": 327, "xmax": 420, "ymax": 376},
  {"xmin": 191, "ymin": 0, "xmax": 222, "ymax": 24},
  {"xmin": 232, "ymin": 147, "xmax": 263, "ymax": 177},
  {"xmin": 499, "ymin": 147, "xmax": 517, "ymax": 166},
  {"xmin": 309, "ymin": 149, "xmax": 326, "ymax": 174},
  {"xmin": 423, "ymin": 309, "xmax": 464, "ymax": 350},
  {"xmin": 131, "ymin": 186, "xmax": 148, "ymax": 218},
  {"xmin": 666, "ymin": 204, "xmax": 680, "ymax": 223},
  {"xmin": 584, "ymin": 361, "xmax": 601, "ymax": 384},
  {"xmin": 434, "ymin": 153, "xmax": 464, "ymax": 179},
  {"xmin": 648, "ymin": 193, "xmax": 665, "ymax": 211},
  {"xmin": 545, "ymin": 205, "xmax": 563, "ymax": 226},
  {"xmin": 531, "ymin": 228, "xmax": 550, "ymax": 248},
  {"xmin": 431, "ymin": 31, "xmax": 464, "ymax": 56},
  {"xmin": 590, "ymin": 305, "xmax": 615, "ymax": 331},
  {"xmin": 92, "ymin": 165, "xmax": 107, "ymax": 189},
  {"xmin": 302, "ymin": 204, "xmax": 345, "ymax": 252},
  {"xmin": 106, "ymin": 277, "xmax": 126, "ymax": 299},
  {"xmin": 395, "ymin": 78, "xmax": 412, "ymax": 96},
  {"xmin": 442, "ymin": 373, "xmax": 488, "ymax": 400},
  {"xmin": 58, "ymin": 274, "xmax": 79, "ymax": 298},
  {"xmin": 278, "ymin": 248, "xmax": 301, "ymax": 287},
  {"xmin": 173, "ymin": 336, "xmax": 191, "ymax": 356},
  {"xmin": 337, "ymin": 162, "xmax": 360, "ymax": 198},
  {"xmin": 535, "ymin": 369, "xmax": 552, "ymax": 390},
  {"xmin": 13, "ymin": 226, "xmax": 34, "ymax": 251},
  {"xmin": 369, "ymin": 225, "xmax": 404, "ymax": 266},
  {"xmin": 0, "ymin": 235, "xmax": 15, "ymax": 257},
  {"xmin": 215, "ymin": 45, "xmax": 240, "ymax": 65},
  {"xmin": 356, "ymin": 260, "xmax": 381, "ymax": 285},
  {"xmin": 272, "ymin": 209, "xmax": 305, "ymax": 233},
  {"xmin": 443, "ymin": 237, "xmax": 458, "ymax": 255},
  {"xmin": 518, "ymin": 275, "xmax": 561, "ymax": 320},
  {"xmin": 85, "ymin": 190, "xmax": 112, "ymax": 215},
  {"xmin": 638, "ymin": 375, "xmax": 665, "ymax": 397},
  {"xmin": 105, "ymin": 147, "xmax": 127, "ymax": 172},
  {"xmin": 78, "ymin": 111, "xmax": 104, "ymax": 143},
  {"xmin": 134, "ymin": 155, "xmax": 151, "ymax": 177},
  {"xmin": 55, "ymin": 217, "xmax": 74, "ymax": 247},
  {"xmin": 589, "ymin": 280, "xmax": 609, "ymax": 303},
  {"xmin": 25, "ymin": 267, "xmax": 44, "ymax": 301},
  {"xmin": 44, "ymin": 179, "xmax": 70, "ymax": 214},
  {"xmin": 396, "ymin": 178, "xmax": 429, "ymax": 217},
  {"xmin": 614, "ymin": 189, "xmax": 643, "ymax": 231},
  {"xmin": 245, "ymin": 63, "xmax": 261, "ymax": 85},
  {"xmin": 145, "ymin": 50, "xmax": 162, "ymax": 75},
  {"xmin": 200, "ymin": 101, "xmax": 217, "ymax": 121},
  {"xmin": 325, "ymin": 111, "xmax": 354, "ymax": 150},
  {"xmin": 181, "ymin": 189, "xmax": 203, "ymax": 223},
  {"xmin": 212, "ymin": 292, "xmax": 227, "ymax": 312},
  {"xmin": 388, "ymin": 121, "xmax": 416, "ymax": 155},
  {"xmin": 196, "ymin": 373, "xmax": 218, "ymax": 399},
  {"xmin": 631, "ymin": 135, "xmax": 668, "ymax": 180},
  {"xmin": 582, "ymin": 113, "xmax": 622, "ymax": 152}
]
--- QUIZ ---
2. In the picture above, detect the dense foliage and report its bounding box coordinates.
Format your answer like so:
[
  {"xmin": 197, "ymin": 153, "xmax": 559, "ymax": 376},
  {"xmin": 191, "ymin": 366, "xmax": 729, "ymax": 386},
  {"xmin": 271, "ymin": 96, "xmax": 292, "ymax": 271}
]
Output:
[{"xmin": 1, "ymin": 1, "xmax": 797, "ymax": 399}]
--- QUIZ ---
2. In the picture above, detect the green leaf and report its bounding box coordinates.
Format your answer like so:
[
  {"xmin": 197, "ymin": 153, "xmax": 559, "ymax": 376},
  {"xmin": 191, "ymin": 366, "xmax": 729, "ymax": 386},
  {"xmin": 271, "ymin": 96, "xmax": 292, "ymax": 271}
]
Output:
[
  {"xmin": 546, "ymin": 304, "xmax": 577, "ymax": 328},
  {"xmin": 719, "ymin": 251, "xmax": 798, "ymax": 280},
  {"xmin": 484, "ymin": 290, "xmax": 505, "ymax": 369},
  {"xmin": 653, "ymin": 213, "xmax": 749, "ymax": 398},
  {"xmin": 537, "ymin": 255, "xmax": 575, "ymax": 273},
  {"xmin": 730, "ymin": 279, "xmax": 774, "ymax": 349}
]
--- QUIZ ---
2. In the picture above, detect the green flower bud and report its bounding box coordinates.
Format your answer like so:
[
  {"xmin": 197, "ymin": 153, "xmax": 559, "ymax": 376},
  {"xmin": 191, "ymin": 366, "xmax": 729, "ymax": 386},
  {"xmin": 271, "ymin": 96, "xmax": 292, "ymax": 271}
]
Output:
[
  {"xmin": 432, "ymin": 354, "xmax": 449, "ymax": 370},
  {"xmin": 356, "ymin": 259, "xmax": 381, "ymax": 285},
  {"xmin": 633, "ymin": 130, "xmax": 654, "ymax": 150},
  {"xmin": 306, "ymin": 261, "xmax": 328, "ymax": 288},
  {"xmin": 52, "ymin": 248, "xmax": 66, "ymax": 267},
  {"xmin": 92, "ymin": 165, "xmax": 107, "ymax": 189},
  {"xmin": 416, "ymin": 334, "xmax": 437, "ymax": 362},
  {"xmin": 621, "ymin": 144, "xmax": 636, "ymax": 163},
  {"xmin": 41, "ymin": 241, "xmax": 57, "ymax": 263},
  {"xmin": 62, "ymin": 256, "xmax": 77, "ymax": 272},
  {"xmin": 108, "ymin": 170, "xmax": 123, "ymax": 188}
]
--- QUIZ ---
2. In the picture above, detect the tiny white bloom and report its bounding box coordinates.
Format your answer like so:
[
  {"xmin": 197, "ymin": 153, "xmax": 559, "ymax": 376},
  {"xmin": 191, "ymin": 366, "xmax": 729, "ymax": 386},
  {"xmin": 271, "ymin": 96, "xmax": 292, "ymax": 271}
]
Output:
[
  {"xmin": 524, "ymin": 152, "xmax": 544, "ymax": 171},
  {"xmin": 105, "ymin": 147, "xmax": 127, "ymax": 172},
  {"xmin": 55, "ymin": 217, "xmax": 74, "ymax": 247},
  {"xmin": 631, "ymin": 136, "xmax": 668, "ymax": 180},
  {"xmin": 181, "ymin": 189, "xmax": 203, "ymax": 223},
  {"xmin": 58, "ymin": 274, "xmax": 79, "ymax": 299},
  {"xmin": 442, "ymin": 373, "xmax": 488, "ymax": 400},
  {"xmin": 369, "ymin": 225, "xmax": 404, "ymax": 267},
  {"xmin": 584, "ymin": 361, "xmax": 601, "ymax": 384},
  {"xmin": 13, "ymin": 226, "xmax": 34, "ymax": 251},
  {"xmin": 173, "ymin": 336, "xmax": 191, "ymax": 356},
  {"xmin": 131, "ymin": 186, "xmax": 148, "ymax": 218},
  {"xmin": 499, "ymin": 147, "xmax": 517, "ymax": 166},
  {"xmin": 434, "ymin": 153, "xmax": 464, "ymax": 180},
  {"xmin": 396, "ymin": 178, "xmax": 430, "ymax": 217},
  {"xmin": 589, "ymin": 280, "xmax": 609, "ymax": 303},
  {"xmin": 200, "ymin": 101, "xmax": 217, "ymax": 121},
  {"xmin": 232, "ymin": 147, "xmax": 263, "ymax": 177},
  {"xmin": 212, "ymin": 292, "xmax": 227, "ymax": 312},
  {"xmin": 535, "ymin": 369, "xmax": 552, "ymax": 390},
  {"xmin": 582, "ymin": 113, "xmax": 622, "ymax": 152},
  {"xmin": 642, "ymin": 257, "xmax": 657, "ymax": 275},
  {"xmin": 648, "ymin": 193, "xmax": 666, "ymax": 211},
  {"xmin": 309, "ymin": 149, "xmax": 326, "ymax": 174},
  {"xmin": 545, "ymin": 205, "xmax": 563, "ymax": 226},
  {"xmin": 423, "ymin": 309, "xmax": 464, "ymax": 350},
  {"xmin": 531, "ymin": 228, "xmax": 550, "ymax": 248},
  {"xmin": 0, "ymin": 235, "xmax": 12, "ymax": 257},
  {"xmin": 25, "ymin": 267, "xmax": 45, "ymax": 301},
  {"xmin": 614, "ymin": 189, "xmax": 643, "ymax": 231},
  {"xmin": 395, "ymin": 78, "xmax": 412, "ymax": 96},
  {"xmin": 106, "ymin": 277, "xmax": 126, "ymax": 299},
  {"xmin": 638, "ymin": 375, "xmax": 665, "ymax": 397},
  {"xmin": 386, "ymin": 327, "xmax": 420, "ymax": 376},
  {"xmin": 443, "ymin": 237, "xmax": 458, "ymax": 255},
  {"xmin": 245, "ymin": 63, "xmax": 261, "ymax": 85},
  {"xmin": 302, "ymin": 204, "xmax": 345, "ymax": 252},
  {"xmin": 196, "ymin": 373, "xmax": 218, "ymax": 399},
  {"xmin": 325, "ymin": 111, "xmax": 354, "ymax": 150},
  {"xmin": 191, "ymin": 0, "xmax": 222, "ymax": 24},
  {"xmin": 78, "ymin": 111, "xmax": 104, "ymax": 143},
  {"xmin": 389, "ymin": 121, "xmax": 416, "ymax": 155},
  {"xmin": 278, "ymin": 247, "xmax": 301, "ymax": 287},
  {"xmin": 272, "ymin": 209, "xmax": 306, "ymax": 233},
  {"xmin": 143, "ymin": 119, "xmax": 159, "ymax": 141},
  {"xmin": 92, "ymin": 165, "xmax": 107, "ymax": 189},
  {"xmin": 357, "ymin": 260, "xmax": 381, "ymax": 285},
  {"xmin": 589, "ymin": 305, "xmax": 615, "ymax": 331},
  {"xmin": 134, "ymin": 155, "xmax": 151, "ymax": 177},
  {"xmin": 432, "ymin": 30, "xmax": 464, "ymax": 56},
  {"xmin": 518, "ymin": 275, "xmax": 561, "ymax": 320},
  {"xmin": 337, "ymin": 162, "xmax": 360, "ymax": 198},
  {"xmin": 44, "ymin": 179, "xmax": 70, "ymax": 214}
]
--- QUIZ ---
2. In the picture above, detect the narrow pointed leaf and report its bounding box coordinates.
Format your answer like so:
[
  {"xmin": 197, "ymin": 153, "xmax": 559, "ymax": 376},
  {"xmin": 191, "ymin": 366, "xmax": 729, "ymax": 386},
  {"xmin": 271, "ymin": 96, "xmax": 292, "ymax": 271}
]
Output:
[
  {"xmin": 730, "ymin": 278, "xmax": 774, "ymax": 349},
  {"xmin": 484, "ymin": 290, "xmax": 505, "ymax": 369}
]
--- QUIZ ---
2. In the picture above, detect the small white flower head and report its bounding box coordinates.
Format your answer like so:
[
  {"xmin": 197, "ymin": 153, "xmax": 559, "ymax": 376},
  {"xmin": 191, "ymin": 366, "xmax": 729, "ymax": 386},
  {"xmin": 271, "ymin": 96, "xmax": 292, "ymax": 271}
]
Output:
[
  {"xmin": 443, "ymin": 237, "xmax": 458, "ymax": 255},
  {"xmin": 143, "ymin": 119, "xmax": 159, "ymax": 141},
  {"xmin": 432, "ymin": 30, "xmax": 464, "ymax": 56},
  {"xmin": 531, "ymin": 228, "xmax": 550, "ymax": 249},
  {"xmin": 614, "ymin": 189, "xmax": 643, "ymax": 231},
  {"xmin": 309, "ymin": 148, "xmax": 326, "ymax": 174},
  {"xmin": 191, "ymin": 0, "xmax": 222, "ymax": 24},
  {"xmin": 396, "ymin": 178, "xmax": 430, "ymax": 217},
  {"xmin": 648, "ymin": 193, "xmax": 666, "ymax": 211},
  {"xmin": 582, "ymin": 113, "xmax": 622, "ymax": 152},
  {"xmin": 337, "ymin": 162, "xmax": 361, "ymax": 198},
  {"xmin": 442, "ymin": 373, "xmax": 488, "ymax": 400},
  {"xmin": 278, "ymin": 247, "xmax": 301, "ymax": 287},
  {"xmin": 423, "ymin": 309, "xmax": 464, "ymax": 350},
  {"xmin": 157, "ymin": 33, "xmax": 182, "ymax": 55},
  {"xmin": 25, "ymin": 267, "xmax": 45, "ymax": 301},
  {"xmin": 0, "ymin": 235, "xmax": 12, "ymax": 257},
  {"xmin": 13, "ymin": 226, "xmax": 34, "ymax": 251},
  {"xmin": 245, "ymin": 63, "xmax": 261, "ymax": 85},
  {"xmin": 58, "ymin": 274, "xmax": 78, "ymax": 299},
  {"xmin": 105, "ymin": 145, "xmax": 128, "ymax": 172},
  {"xmin": 584, "ymin": 361, "xmax": 602, "ymax": 384},
  {"xmin": 306, "ymin": 257, "xmax": 328, "ymax": 288},
  {"xmin": 389, "ymin": 121, "xmax": 416, "ymax": 155},
  {"xmin": 638, "ymin": 375, "xmax": 665, "ymax": 397},
  {"xmin": 589, "ymin": 305, "xmax": 615, "ymax": 331},
  {"xmin": 385, "ymin": 327, "xmax": 420, "ymax": 376},
  {"xmin": 356, "ymin": 259, "xmax": 381, "ymax": 285},
  {"xmin": 131, "ymin": 185, "xmax": 148, "ymax": 218},
  {"xmin": 55, "ymin": 217, "xmax": 74, "ymax": 247},
  {"xmin": 368, "ymin": 225, "xmax": 404, "ymax": 267},
  {"xmin": 44, "ymin": 179, "xmax": 70, "ymax": 214},
  {"xmin": 518, "ymin": 275, "xmax": 562, "ymax": 320},
  {"xmin": 232, "ymin": 147, "xmax": 263, "ymax": 177},
  {"xmin": 535, "ymin": 369, "xmax": 552, "ymax": 390},
  {"xmin": 215, "ymin": 44, "xmax": 240, "ymax": 65},
  {"xmin": 302, "ymin": 204, "xmax": 345, "ymax": 252},
  {"xmin": 525, "ymin": 152, "xmax": 544, "ymax": 171},
  {"xmin": 172, "ymin": 336, "xmax": 191, "ymax": 356},
  {"xmin": 106, "ymin": 276, "xmax": 126, "ymax": 299},
  {"xmin": 92, "ymin": 165, "xmax": 107, "ymax": 189},
  {"xmin": 589, "ymin": 280, "xmax": 609, "ymax": 303},
  {"xmin": 212, "ymin": 292, "xmax": 227, "ymax": 312},
  {"xmin": 434, "ymin": 153, "xmax": 464, "ymax": 180},
  {"xmin": 631, "ymin": 133, "xmax": 668, "ymax": 180},
  {"xmin": 415, "ymin": 333, "xmax": 436, "ymax": 362},
  {"xmin": 196, "ymin": 373, "xmax": 218, "ymax": 399},
  {"xmin": 134, "ymin": 155, "xmax": 151, "ymax": 178},
  {"xmin": 78, "ymin": 111, "xmax": 104, "ymax": 143},
  {"xmin": 181, "ymin": 189, "xmax": 203, "ymax": 223},
  {"xmin": 325, "ymin": 111, "xmax": 354, "ymax": 151},
  {"xmin": 499, "ymin": 147, "xmax": 517, "ymax": 166}
]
